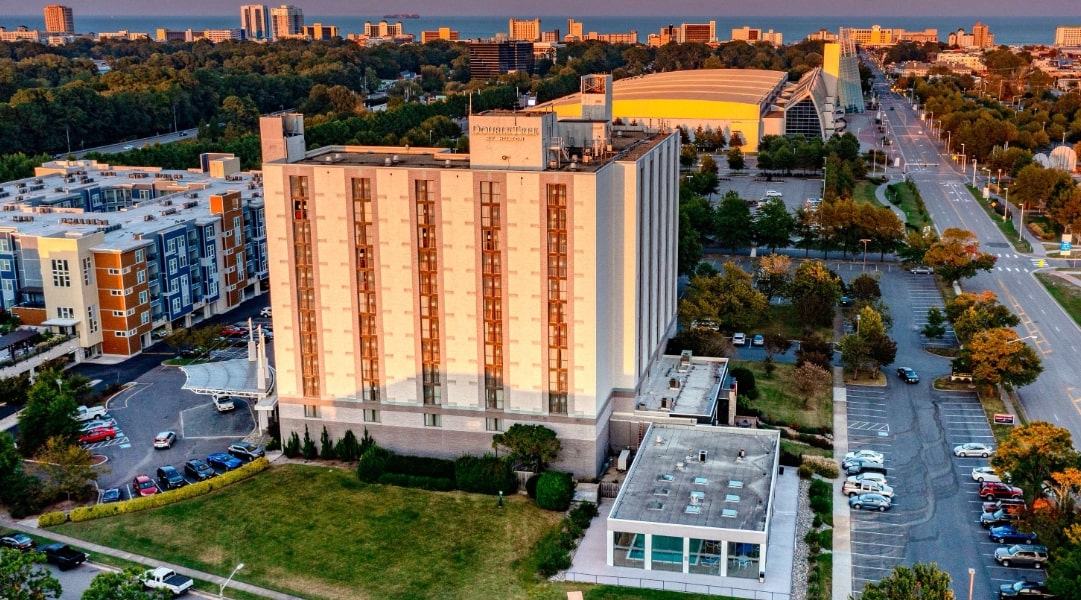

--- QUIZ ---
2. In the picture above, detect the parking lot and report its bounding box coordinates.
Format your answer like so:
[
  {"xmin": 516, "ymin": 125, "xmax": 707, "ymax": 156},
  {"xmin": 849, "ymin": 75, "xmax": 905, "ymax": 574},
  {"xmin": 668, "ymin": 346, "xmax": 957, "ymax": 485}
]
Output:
[
  {"xmin": 905, "ymin": 272, "xmax": 958, "ymax": 349},
  {"xmin": 712, "ymin": 170, "xmax": 825, "ymax": 214}
]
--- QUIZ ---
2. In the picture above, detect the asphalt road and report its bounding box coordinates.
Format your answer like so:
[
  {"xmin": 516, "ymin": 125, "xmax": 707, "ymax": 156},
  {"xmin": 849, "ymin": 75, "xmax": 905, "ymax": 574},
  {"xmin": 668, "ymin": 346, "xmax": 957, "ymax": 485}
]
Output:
[{"xmin": 66, "ymin": 129, "xmax": 199, "ymax": 159}]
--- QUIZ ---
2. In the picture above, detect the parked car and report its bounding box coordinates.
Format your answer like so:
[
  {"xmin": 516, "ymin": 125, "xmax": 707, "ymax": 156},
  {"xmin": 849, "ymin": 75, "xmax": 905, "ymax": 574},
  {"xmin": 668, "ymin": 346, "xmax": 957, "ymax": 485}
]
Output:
[
  {"xmin": 0, "ymin": 532, "xmax": 35, "ymax": 552},
  {"xmin": 228, "ymin": 441, "xmax": 265, "ymax": 462},
  {"xmin": 896, "ymin": 367, "xmax": 920, "ymax": 383},
  {"xmin": 153, "ymin": 431, "xmax": 177, "ymax": 449},
  {"xmin": 973, "ymin": 466, "xmax": 1006, "ymax": 483},
  {"xmin": 220, "ymin": 325, "xmax": 247, "ymax": 338},
  {"xmin": 849, "ymin": 493, "xmax": 892, "ymax": 512},
  {"xmin": 981, "ymin": 482, "xmax": 1024, "ymax": 501},
  {"xmin": 79, "ymin": 417, "xmax": 115, "ymax": 432},
  {"xmin": 751, "ymin": 334, "xmax": 765, "ymax": 347},
  {"xmin": 207, "ymin": 452, "xmax": 243, "ymax": 471},
  {"xmin": 994, "ymin": 544, "xmax": 1048, "ymax": 569},
  {"xmin": 982, "ymin": 508, "xmax": 1024, "ymax": 529},
  {"xmin": 178, "ymin": 346, "xmax": 207, "ymax": 359},
  {"xmin": 184, "ymin": 459, "xmax": 216, "ymax": 481},
  {"xmin": 845, "ymin": 450, "xmax": 885, "ymax": 463},
  {"xmin": 156, "ymin": 466, "xmax": 187, "ymax": 490},
  {"xmin": 910, "ymin": 266, "xmax": 934, "ymax": 275},
  {"xmin": 259, "ymin": 306, "xmax": 272, "ymax": 318},
  {"xmin": 74, "ymin": 405, "xmax": 108, "ymax": 423},
  {"xmin": 844, "ymin": 458, "xmax": 888, "ymax": 477},
  {"xmin": 843, "ymin": 479, "xmax": 894, "ymax": 498},
  {"xmin": 41, "ymin": 543, "xmax": 88, "ymax": 570},
  {"xmin": 954, "ymin": 442, "xmax": 994, "ymax": 457},
  {"xmin": 847, "ymin": 472, "xmax": 888, "ymax": 486},
  {"xmin": 79, "ymin": 426, "xmax": 117, "ymax": 444},
  {"xmin": 142, "ymin": 567, "xmax": 194, "ymax": 596},
  {"xmin": 212, "ymin": 395, "xmax": 236, "ymax": 412},
  {"xmin": 132, "ymin": 475, "xmax": 158, "ymax": 497},
  {"xmin": 989, "ymin": 525, "xmax": 1038, "ymax": 545},
  {"xmin": 842, "ymin": 455, "xmax": 885, "ymax": 470},
  {"xmin": 999, "ymin": 580, "xmax": 1056, "ymax": 598},
  {"xmin": 840, "ymin": 296, "xmax": 854, "ymax": 307},
  {"xmin": 983, "ymin": 497, "xmax": 1027, "ymax": 514},
  {"xmin": 732, "ymin": 332, "xmax": 747, "ymax": 346},
  {"xmin": 100, "ymin": 488, "xmax": 121, "ymax": 503}
]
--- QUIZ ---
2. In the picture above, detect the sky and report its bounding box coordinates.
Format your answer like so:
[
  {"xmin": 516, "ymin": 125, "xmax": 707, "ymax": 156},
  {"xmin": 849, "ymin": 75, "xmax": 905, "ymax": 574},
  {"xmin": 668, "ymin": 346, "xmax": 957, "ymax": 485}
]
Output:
[{"xmin": 13, "ymin": 0, "xmax": 1081, "ymax": 17}]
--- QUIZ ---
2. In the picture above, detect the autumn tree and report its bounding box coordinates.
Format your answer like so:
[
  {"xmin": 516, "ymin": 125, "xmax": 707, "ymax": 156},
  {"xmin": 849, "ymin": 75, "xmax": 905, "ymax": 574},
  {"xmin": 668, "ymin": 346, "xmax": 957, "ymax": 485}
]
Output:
[
  {"xmin": 922, "ymin": 228, "xmax": 996, "ymax": 283},
  {"xmin": 944, "ymin": 291, "xmax": 1019, "ymax": 344},
  {"xmin": 793, "ymin": 362, "xmax": 831, "ymax": 409},
  {"xmin": 991, "ymin": 421, "xmax": 1076, "ymax": 503},
  {"xmin": 897, "ymin": 228, "xmax": 937, "ymax": 265},
  {"xmin": 755, "ymin": 253, "xmax": 792, "ymax": 302},
  {"xmin": 678, "ymin": 262, "xmax": 768, "ymax": 333},
  {"xmin": 955, "ymin": 328, "xmax": 1042, "ymax": 391},
  {"xmin": 81, "ymin": 568, "xmax": 171, "ymax": 600},
  {"xmin": 856, "ymin": 563, "xmax": 954, "ymax": 600},
  {"xmin": 848, "ymin": 273, "xmax": 882, "ymax": 300},
  {"xmin": 38, "ymin": 436, "xmax": 103, "ymax": 502},
  {"xmin": 785, "ymin": 260, "xmax": 842, "ymax": 329},
  {"xmin": 762, "ymin": 333, "xmax": 792, "ymax": 362},
  {"xmin": 1043, "ymin": 467, "xmax": 1081, "ymax": 517},
  {"xmin": 0, "ymin": 547, "xmax": 62, "ymax": 600}
]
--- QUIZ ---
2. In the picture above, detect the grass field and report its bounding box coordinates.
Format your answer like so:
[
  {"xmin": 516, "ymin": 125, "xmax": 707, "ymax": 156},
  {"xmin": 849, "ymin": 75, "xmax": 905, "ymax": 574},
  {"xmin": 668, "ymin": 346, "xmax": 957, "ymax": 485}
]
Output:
[
  {"xmin": 734, "ymin": 360, "xmax": 833, "ymax": 432},
  {"xmin": 1035, "ymin": 272, "xmax": 1081, "ymax": 329},
  {"xmin": 53, "ymin": 465, "xmax": 727, "ymax": 600},
  {"xmin": 853, "ymin": 181, "xmax": 885, "ymax": 208},
  {"xmin": 756, "ymin": 305, "xmax": 834, "ymax": 342},
  {"xmin": 885, "ymin": 181, "xmax": 930, "ymax": 231}
]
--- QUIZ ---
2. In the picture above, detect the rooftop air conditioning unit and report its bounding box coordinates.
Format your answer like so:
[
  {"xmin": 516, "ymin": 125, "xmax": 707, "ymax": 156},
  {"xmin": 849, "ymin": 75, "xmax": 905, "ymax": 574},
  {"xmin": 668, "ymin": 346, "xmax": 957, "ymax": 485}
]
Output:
[
  {"xmin": 384, "ymin": 157, "xmax": 392, "ymax": 166},
  {"xmin": 699, "ymin": 450, "xmax": 707, "ymax": 463}
]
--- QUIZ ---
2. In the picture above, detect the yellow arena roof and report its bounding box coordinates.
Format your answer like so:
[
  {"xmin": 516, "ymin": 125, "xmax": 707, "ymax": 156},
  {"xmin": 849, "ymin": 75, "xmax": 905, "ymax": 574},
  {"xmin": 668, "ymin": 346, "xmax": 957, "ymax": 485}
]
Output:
[{"xmin": 539, "ymin": 69, "xmax": 788, "ymax": 109}]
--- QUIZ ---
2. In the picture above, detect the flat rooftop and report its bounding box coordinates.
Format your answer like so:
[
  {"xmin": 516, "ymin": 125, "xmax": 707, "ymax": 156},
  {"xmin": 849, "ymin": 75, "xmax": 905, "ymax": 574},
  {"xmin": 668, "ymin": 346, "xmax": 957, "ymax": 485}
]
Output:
[
  {"xmin": 0, "ymin": 160, "xmax": 263, "ymax": 251},
  {"xmin": 610, "ymin": 423, "xmax": 778, "ymax": 531},
  {"xmin": 537, "ymin": 69, "xmax": 788, "ymax": 109},
  {"xmin": 636, "ymin": 352, "xmax": 728, "ymax": 418}
]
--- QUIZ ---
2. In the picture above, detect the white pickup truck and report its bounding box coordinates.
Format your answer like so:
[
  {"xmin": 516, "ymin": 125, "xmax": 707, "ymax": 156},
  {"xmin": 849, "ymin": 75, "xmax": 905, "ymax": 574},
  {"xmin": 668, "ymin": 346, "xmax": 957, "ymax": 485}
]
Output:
[
  {"xmin": 842, "ymin": 478, "xmax": 895, "ymax": 498},
  {"xmin": 142, "ymin": 567, "xmax": 193, "ymax": 596},
  {"xmin": 74, "ymin": 405, "xmax": 108, "ymax": 423}
]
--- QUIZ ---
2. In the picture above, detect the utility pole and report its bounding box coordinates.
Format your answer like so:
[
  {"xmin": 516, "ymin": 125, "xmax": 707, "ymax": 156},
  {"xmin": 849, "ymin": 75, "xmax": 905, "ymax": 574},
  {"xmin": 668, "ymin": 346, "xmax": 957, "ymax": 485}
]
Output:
[
  {"xmin": 972, "ymin": 159, "xmax": 978, "ymax": 187},
  {"xmin": 860, "ymin": 238, "xmax": 871, "ymax": 272}
]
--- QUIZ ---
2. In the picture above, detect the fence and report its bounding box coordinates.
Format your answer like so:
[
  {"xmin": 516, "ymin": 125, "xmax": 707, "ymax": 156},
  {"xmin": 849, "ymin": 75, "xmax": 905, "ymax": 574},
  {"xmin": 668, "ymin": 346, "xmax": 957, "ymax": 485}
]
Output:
[
  {"xmin": 560, "ymin": 572, "xmax": 790, "ymax": 599},
  {"xmin": 599, "ymin": 482, "xmax": 621, "ymax": 498},
  {"xmin": 0, "ymin": 336, "xmax": 79, "ymax": 380}
]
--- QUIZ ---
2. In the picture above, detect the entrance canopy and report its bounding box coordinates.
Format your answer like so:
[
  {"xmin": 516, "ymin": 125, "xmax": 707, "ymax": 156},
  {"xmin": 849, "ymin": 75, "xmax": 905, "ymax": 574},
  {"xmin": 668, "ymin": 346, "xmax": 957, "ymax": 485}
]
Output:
[{"xmin": 180, "ymin": 358, "xmax": 275, "ymax": 403}]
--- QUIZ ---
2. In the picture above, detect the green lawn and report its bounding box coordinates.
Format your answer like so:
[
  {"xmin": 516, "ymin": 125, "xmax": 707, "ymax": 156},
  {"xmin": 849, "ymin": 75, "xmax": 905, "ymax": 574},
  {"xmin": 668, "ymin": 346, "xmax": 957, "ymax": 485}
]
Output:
[
  {"xmin": 885, "ymin": 181, "xmax": 930, "ymax": 230},
  {"xmin": 853, "ymin": 181, "xmax": 885, "ymax": 208},
  {"xmin": 1035, "ymin": 272, "xmax": 1081, "ymax": 329},
  {"xmin": 963, "ymin": 185, "xmax": 1032, "ymax": 253},
  {"xmin": 735, "ymin": 361, "xmax": 833, "ymax": 432},
  {"xmin": 757, "ymin": 305, "xmax": 834, "ymax": 342}
]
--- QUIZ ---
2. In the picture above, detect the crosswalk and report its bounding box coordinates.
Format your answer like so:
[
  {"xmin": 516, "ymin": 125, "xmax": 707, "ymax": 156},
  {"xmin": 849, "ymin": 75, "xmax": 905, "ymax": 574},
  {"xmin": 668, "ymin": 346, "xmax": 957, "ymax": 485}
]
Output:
[{"xmin": 990, "ymin": 253, "xmax": 1047, "ymax": 272}]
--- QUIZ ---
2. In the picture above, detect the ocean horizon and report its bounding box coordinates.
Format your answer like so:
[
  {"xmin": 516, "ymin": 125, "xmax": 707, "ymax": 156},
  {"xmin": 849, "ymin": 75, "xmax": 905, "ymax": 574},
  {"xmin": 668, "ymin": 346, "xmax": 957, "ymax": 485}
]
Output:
[{"xmin": 1, "ymin": 14, "xmax": 1071, "ymax": 46}]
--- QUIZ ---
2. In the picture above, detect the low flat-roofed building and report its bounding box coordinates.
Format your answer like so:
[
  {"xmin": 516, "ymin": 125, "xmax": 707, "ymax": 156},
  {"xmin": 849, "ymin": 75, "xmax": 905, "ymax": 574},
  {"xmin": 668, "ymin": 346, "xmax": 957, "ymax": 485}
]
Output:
[{"xmin": 607, "ymin": 422, "xmax": 780, "ymax": 579}]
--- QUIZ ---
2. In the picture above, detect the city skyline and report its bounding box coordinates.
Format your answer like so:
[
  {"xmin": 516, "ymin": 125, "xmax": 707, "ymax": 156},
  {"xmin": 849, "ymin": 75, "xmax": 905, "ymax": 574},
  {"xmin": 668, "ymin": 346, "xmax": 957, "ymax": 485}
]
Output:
[{"xmin": 10, "ymin": 0, "xmax": 1081, "ymax": 17}]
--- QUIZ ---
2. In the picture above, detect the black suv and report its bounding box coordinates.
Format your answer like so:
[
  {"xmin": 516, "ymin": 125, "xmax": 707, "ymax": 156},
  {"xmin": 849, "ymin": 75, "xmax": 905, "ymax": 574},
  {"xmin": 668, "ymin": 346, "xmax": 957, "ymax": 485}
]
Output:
[
  {"xmin": 228, "ymin": 441, "xmax": 265, "ymax": 461},
  {"xmin": 999, "ymin": 580, "xmax": 1055, "ymax": 598},
  {"xmin": 156, "ymin": 465, "xmax": 188, "ymax": 490},
  {"xmin": 183, "ymin": 459, "xmax": 216, "ymax": 481}
]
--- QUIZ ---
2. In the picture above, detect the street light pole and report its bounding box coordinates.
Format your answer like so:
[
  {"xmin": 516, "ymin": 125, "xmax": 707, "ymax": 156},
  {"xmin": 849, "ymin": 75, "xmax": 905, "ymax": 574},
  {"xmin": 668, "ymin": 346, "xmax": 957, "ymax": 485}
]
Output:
[
  {"xmin": 967, "ymin": 568, "xmax": 975, "ymax": 600},
  {"xmin": 220, "ymin": 563, "xmax": 244, "ymax": 599},
  {"xmin": 960, "ymin": 143, "xmax": 966, "ymax": 174},
  {"xmin": 56, "ymin": 378, "xmax": 63, "ymax": 393},
  {"xmin": 860, "ymin": 238, "xmax": 871, "ymax": 272},
  {"xmin": 1019, "ymin": 204, "xmax": 1025, "ymax": 241},
  {"xmin": 972, "ymin": 159, "xmax": 978, "ymax": 187}
]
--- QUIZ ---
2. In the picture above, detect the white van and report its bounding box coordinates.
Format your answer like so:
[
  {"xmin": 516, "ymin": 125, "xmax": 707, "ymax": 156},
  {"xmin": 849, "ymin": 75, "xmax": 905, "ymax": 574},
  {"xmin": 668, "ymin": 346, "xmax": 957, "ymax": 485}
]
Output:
[{"xmin": 765, "ymin": 190, "xmax": 782, "ymax": 198}]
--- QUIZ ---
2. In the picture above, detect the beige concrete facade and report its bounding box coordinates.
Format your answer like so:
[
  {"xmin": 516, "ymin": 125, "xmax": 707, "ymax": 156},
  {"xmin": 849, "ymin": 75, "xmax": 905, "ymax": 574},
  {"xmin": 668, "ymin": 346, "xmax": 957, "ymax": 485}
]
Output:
[{"xmin": 260, "ymin": 95, "xmax": 679, "ymax": 476}]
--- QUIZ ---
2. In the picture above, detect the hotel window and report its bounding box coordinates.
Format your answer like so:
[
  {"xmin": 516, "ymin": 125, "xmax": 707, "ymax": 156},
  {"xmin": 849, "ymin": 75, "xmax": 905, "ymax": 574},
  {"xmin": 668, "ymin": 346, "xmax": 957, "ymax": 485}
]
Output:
[
  {"xmin": 485, "ymin": 418, "xmax": 503, "ymax": 432},
  {"xmin": 415, "ymin": 179, "xmax": 442, "ymax": 406},
  {"xmin": 0, "ymin": 259, "xmax": 10, "ymax": 272},
  {"xmin": 363, "ymin": 409, "xmax": 380, "ymax": 423},
  {"xmin": 51, "ymin": 259, "xmax": 70, "ymax": 287},
  {"xmin": 353, "ymin": 178, "xmax": 380, "ymax": 403},
  {"xmin": 87, "ymin": 305, "xmax": 98, "ymax": 333},
  {"xmin": 82, "ymin": 257, "xmax": 93, "ymax": 285},
  {"xmin": 137, "ymin": 269, "xmax": 146, "ymax": 284},
  {"xmin": 480, "ymin": 181, "xmax": 505, "ymax": 410},
  {"xmin": 171, "ymin": 298, "xmax": 180, "ymax": 313},
  {"xmin": 291, "ymin": 175, "xmax": 320, "ymax": 397},
  {"xmin": 135, "ymin": 249, "xmax": 144, "ymax": 263},
  {"xmin": 141, "ymin": 311, "xmax": 150, "ymax": 325},
  {"xmin": 424, "ymin": 413, "xmax": 442, "ymax": 428},
  {"xmin": 0, "ymin": 238, "xmax": 8, "ymax": 252},
  {"xmin": 303, "ymin": 404, "xmax": 319, "ymax": 418},
  {"xmin": 139, "ymin": 291, "xmax": 148, "ymax": 304},
  {"xmin": 112, "ymin": 310, "xmax": 124, "ymax": 317},
  {"xmin": 167, "ymin": 239, "xmax": 176, "ymax": 253},
  {"xmin": 545, "ymin": 184, "xmax": 569, "ymax": 415},
  {"xmin": 115, "ymin": 330, "xmax": 127, "ymax": 337},
  {"xmin": 107, "ymin": 268, "xmax": 120, "ymax": 275},
  {"xmin": 56, "ymin": 306, "xmax": 74, "ymax": 319}
]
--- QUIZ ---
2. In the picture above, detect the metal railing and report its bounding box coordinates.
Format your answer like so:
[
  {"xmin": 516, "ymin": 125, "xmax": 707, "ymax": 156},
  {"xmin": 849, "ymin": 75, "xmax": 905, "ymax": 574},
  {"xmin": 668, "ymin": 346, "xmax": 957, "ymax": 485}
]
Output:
[{"xmin": 559, "ymin": 572, "xmax": 791, "ymax": 599}]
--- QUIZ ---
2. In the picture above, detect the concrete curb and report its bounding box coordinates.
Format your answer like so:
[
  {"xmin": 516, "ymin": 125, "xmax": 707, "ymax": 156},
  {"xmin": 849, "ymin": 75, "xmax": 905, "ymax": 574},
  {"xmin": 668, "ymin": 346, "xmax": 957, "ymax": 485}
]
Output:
[{"xmin": 831, "ymin": 366, "xmax": 853, "ymax": 600}]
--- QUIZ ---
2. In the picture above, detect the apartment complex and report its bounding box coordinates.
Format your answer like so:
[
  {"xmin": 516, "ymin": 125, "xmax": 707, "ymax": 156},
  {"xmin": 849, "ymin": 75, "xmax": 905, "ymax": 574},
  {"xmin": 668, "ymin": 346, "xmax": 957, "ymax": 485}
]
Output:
[
  {"xmin": 421, "ymin": 28, "xmax": 459, "ymax": 43},
  {"xmin": 948, "ymin": 22, "xmax": 994, "ymax": 49},
  {"xmin": 509, "ymin": 18, "xmax": 541, "ymax": 42},
  {"xmin": 647, "ymin": 22, "xmax": 717, "ymax": 46},
  {"xmin": 270, "ymin": 4, "xmax": 304, "ymax": 40},
  {"xmin": 468, "ymin": 40, "xmax": 534, "ymax": 80},
  {"xmin": 565, "ymin": 19, "xmax": 638, "ymax": 44},
  {"xmin": 730, "ymin": 27, "xmax": 783, "ymax": 47},
  {"xmin": 363, "ymin": 20, "xmax": 404, "ymax": 38},
  {"xmin": 0, "ymin": 157, "xmax": 268, "ymax": 358},
  {"xmin": 157, "ymin": 28, "xmax": 245, "ymax": 43},
  {"xmin": 1055, "ymin": 26, "xmax": 1081, "ymax": 49},
  {"xmin": 258, "ymin": 75, "xmax": 680, "ymax": 476},
  {"xmin": 43, "ymin": 5, "xmax": 74, "ymax": 34},
  {"xmin": 240, "ymin": 4, "xmax": 271, "ymax": 41}
]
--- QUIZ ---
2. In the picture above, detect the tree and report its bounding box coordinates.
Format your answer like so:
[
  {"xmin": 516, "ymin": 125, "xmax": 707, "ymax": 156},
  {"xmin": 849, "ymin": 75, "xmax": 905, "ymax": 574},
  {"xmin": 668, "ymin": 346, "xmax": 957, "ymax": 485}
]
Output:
[
  {"xmin": 786, "ymin": 260, "xmax": 842, "ymax": 329},
  {"xmin": 1047, "ymin": 544, "xmax": 1081, "ymax": 600},
  {"xmin": 678, "ymin": 262, "xmax": 768, "ymax": 334},
  {"xmin": 796, "ymin": 333, "xmax": 834, "ymax": 371},
  {"xmin": 38, "ymin": 436, "xmax": 101, "ymax": 502},
  {"xmin": 922, "ymin": 228, "xmax": 997, "ymax": 283},
  {"xmin": 17, "ymin": 369, "xmax": 81, "ymax": 455},
  {"xmin": 677, "ymin": 211, "xmax": 703, "ymax": 276},
  {"xmin": 755, "ymin": 253, "xmax": 792, "ymax": 302},
  {"xmin": 944, "ymin": 291, "xmax": 1019, "ymax": 344},
  {"xmin": 958, "ymin": 327, "xmax": 1042, "ymax": 390},
  {"xmin": 762, "ymin": 333, "xmax": 792, "ymax": 362},
  {"xmin": 492, "ymin": 424, "xmax": 561, "ymax": 472},
  {"xmin": 856, "ymin": 563, "xmax": 954, "ymax": 600},
  {"xmin": 848, "ymin": 273, "xmax": 882, "ymax": 300},
  {"xmin": 0, "ymin": 547, "xmax": 62, "ymax": 600},
  {"xmin": 664, "ymin": 328, "xmax": 733, "ymax": 358},
  {"xmin": 793, "ymin": 362, "xmax": 831, "ymax": 408},
  {"xmin": 0, "ymin": 431, "xmax": 21, "ymax": 485},
  {"xmin": 81, "ymin": 568, "xmax": 171, "ymax": 600},
  {"xmin": 991, "ymin": 421, "xmax": 1077, "ymax": 504},
  {"xmin": 715, "ymin": 191, "xmax": 752, "ymax": 251},
  {"xmin": 726, "ymin": 146, "xmax": 745, "ymax": 171},
  {"xmin": 699, "ymin": 154, "xmax": 718, "ymax": 175},
  {"xmin": 921, "ymin": 307, "xmax": 947, "ymax": 340},
  {"xmin": 751, "ymin": 197, "xmax": 795, "ymax": 251}
]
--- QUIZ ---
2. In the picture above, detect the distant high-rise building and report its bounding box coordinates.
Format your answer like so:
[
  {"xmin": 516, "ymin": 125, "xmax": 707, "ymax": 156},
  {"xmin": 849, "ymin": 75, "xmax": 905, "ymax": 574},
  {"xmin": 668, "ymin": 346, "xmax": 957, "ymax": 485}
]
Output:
[
  {"xmin": 680, "ymin": 21, "xmax": 716, "ymax": 44},
  {"xmin": 1054, "ymin": 25, "xmax": 1081, "ymax": 48},
  {"xmin": 43, "ymin": 5, "xmax": 74, "ymax": 34},
  {"xmin": 730, "ymin": 26, "xmax": 782, "ymax": 47},
  {"xmin": 240, "ymin": 5, "xmax": 270, "ymax": 41},
  {"xmin": 948, "ymin": 21, "xmax": 994, "ymax": 49},
  {"xmin": 468, "ymin": 40, "xmax": 534, "ymax": 80},
  {"xmin": 509, "ymin": 18, "xmax": 541, "ymax": 42},
  {"xmin": 566, "ymin": 19, "xmax": 584, "ymax": 41},
  {"xmin": 302, "ymin": 23, "xmax": 338, "ymax": 40},
  {"xmin": 363, "ymin": 20, "xmax": 404, "ymax": 38},
  {"xmin": 270, "ymin": 4, "xmax": 303, "ymax": 40},
  {"xmin": 421, "ymin": 27, "xmax": 459, "ymax": 43}
]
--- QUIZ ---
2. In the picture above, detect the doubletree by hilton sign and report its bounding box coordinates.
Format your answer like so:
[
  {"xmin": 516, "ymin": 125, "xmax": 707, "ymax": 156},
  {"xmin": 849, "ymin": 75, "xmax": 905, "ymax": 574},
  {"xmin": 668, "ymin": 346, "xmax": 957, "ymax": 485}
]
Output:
[{"xmin": 471, "ymin": 124, "xmax": 541, "ymax": 143}]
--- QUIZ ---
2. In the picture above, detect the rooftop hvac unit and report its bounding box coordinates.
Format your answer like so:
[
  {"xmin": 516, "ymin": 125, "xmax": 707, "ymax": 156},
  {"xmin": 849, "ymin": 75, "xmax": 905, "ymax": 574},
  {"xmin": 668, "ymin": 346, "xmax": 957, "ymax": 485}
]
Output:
[
  {"xmin": 384, "ymin": 157, "xmax": 392, "ymax": 166},
  {"xmin": 699, "ymin": 450, "xmax": 707, "ymax": 463},
  {"xmin": 669, "ymin": 378, "xmax": 680, "ymax": 390},
  {"xmin": 444, "ymin": 160, "xmax": 451, "ymax": 168},
  {"xmin": 655, "ymin": 436, "xmax": 664, "ymax": 446},
  {"xmin": 617, "ymin": 449, "xmax": 630, "ymax": 472}
]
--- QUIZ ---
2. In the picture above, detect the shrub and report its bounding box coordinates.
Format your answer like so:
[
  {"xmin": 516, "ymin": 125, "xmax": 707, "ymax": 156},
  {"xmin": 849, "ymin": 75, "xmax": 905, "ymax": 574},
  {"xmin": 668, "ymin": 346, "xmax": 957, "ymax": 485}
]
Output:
[
  {"xmin": 779, "ymin": 448, "xmax": 802, "ymax": 467},
  {"xmin": 534, "ymin": 532, "xmax": 572, "ymax": 577},
  {"xmin": 319, "ymin": 426, "xmax": 336, "ymax": 460},
  {"xmin": 526, "ymin": 473, "xmax": 541, "ymax": 498},
  {"xmin": 4, "ymin": 472, "xmax": 54, "ymax": 519},
  {"xmin": 377, "ymin": 473, "xmax": 455, "ymax": 491},
  {"xmin": 62, "ymin": 458, "xmax": 269, "ymax": 524},
  {"xmin": 38, "ymin": 511, "xmax": 67, "ymax": 527},
  {"xmin": 356, "ymin": 445, "xmax": 390, "ymax": 483},
  {"xmin": 730, "ymin": 367, "xmax": 756, "ymax": 398},
  {"xmin": 301, "ymin": 425, "xmax": 318, "ymax": 460},
  {"xmin": 385, "ymin": 453, "xmax": 456, "ymax": 480},
  {"xmin": 265, "ymin": 437, "xmax": 281, "ymax": 451},
  {"xmin": 798, "ymin": 464, "xmax": 814, "ymax": 479},
  {"xmin": 455, "ymin": 454, "xmax": 517, "ymax": 495},
  {"xmin": 568, "ymin": 502, "xmax": 598, "ymax": 529},
  {"xmin": 283, "ymin": 431, "xmax": 301, "ymax": 458},
  {"xmin": 535, "ymin": 471, "xmax": 574, "ymax": 511},
  {"xmin": 335, "ymin": 430, "xmax": 361, "ymax": 462},
  {"xmin": 801, "ymin": 455, "xmax": 839, "ymax": 479},
  {"xmin": 358, "ymin": 428, "xmax": 376, "ymax": 456}
]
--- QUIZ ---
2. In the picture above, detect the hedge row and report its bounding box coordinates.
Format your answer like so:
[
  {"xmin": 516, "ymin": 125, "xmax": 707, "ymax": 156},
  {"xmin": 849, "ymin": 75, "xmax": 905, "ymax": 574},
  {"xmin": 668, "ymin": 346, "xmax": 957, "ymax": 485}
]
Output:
[
  {"xmin": 377, "ymin": 473, "xmax": 455, "ymax": 491},
  {"xmin": 356, "ymin": 445, "xmax": 517, "ymax": 495},
  {"xmin": 534, "ymin": 502, "xmax": 599, "ymax": 577},
  {"xmin": 39, "ymin": 458, "xmax": 270, "ymax": 527}
]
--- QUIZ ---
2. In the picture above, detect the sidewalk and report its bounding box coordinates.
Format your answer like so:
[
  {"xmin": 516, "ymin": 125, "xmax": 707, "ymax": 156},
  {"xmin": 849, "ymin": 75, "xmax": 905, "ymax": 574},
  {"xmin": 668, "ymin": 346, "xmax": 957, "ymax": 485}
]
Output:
[
  {"xmin": 0, "ymin": 516, "xmax": 303, "ymax": 600},
  {"xmin": 830, "ymin": 366, "xmax": 853, "ymax": 600}
]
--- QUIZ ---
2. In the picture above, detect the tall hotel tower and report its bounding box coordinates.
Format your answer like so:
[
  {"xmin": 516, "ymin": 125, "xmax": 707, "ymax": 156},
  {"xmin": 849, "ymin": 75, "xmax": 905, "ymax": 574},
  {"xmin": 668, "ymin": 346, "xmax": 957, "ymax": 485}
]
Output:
[
  {"xmin": 44, "ymin": 5, "xmax": 74, "ymax": 34},
  {"xmin": 240, "ymin": 5, "xmax": 271, "ymax": 41},
  {"xmin": 259, "ymin": 76, "xmax": 679, "ymax": 476}
]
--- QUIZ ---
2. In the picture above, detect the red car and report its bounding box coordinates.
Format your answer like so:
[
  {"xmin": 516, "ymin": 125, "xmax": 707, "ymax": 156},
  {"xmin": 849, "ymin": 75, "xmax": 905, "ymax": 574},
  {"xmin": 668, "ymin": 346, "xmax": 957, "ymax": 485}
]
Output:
[
  {"xmin": 220, "ymin": 325, "xmax": 247, "ymax": 337},
  {"xmin": 132, "ymin": 475, "xmax": 158, "ymax": 497},
  {"xmin": 79, "ymin": 426, "xmax": 117, "ymax": 444},
  {"xmin": 980, "ymin": 481, "xmax": 1023, "ymax": 501}
]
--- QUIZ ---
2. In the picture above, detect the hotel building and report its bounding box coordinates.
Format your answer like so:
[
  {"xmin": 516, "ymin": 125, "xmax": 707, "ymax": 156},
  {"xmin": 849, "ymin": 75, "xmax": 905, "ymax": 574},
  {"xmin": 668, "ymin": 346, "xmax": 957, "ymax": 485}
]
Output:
[
  {"xmin": 44, "ymin": 5, "xmax": 74, "ymax": 34},
  {"xmin": 259, "ymin": 75, "xmax": 681, "ymax": 476},
  {"xmin": 468, "ymin": 40, "xmax": 534, "ymax": 80},
  {"xmin": 1055, "ymin": 26, "xmax": 1081, "ymax": 49},
  {"xmin": 730, "ymin": 27, "xmax": 782, "ymax": 47},
  {"xmin": 509, "ymin": 18, "xmax": 541, "ymax": 42},
  {"xmin": 240, "ymin": 4, "xmax": 271, "ymax": 41},
  {"xmin": 421, "ymin": 28, "xmax": 460, "ymax": 43},
  {"xmin": 270, "ymin": 4, "xmax": 304, "ymax": 41}
]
